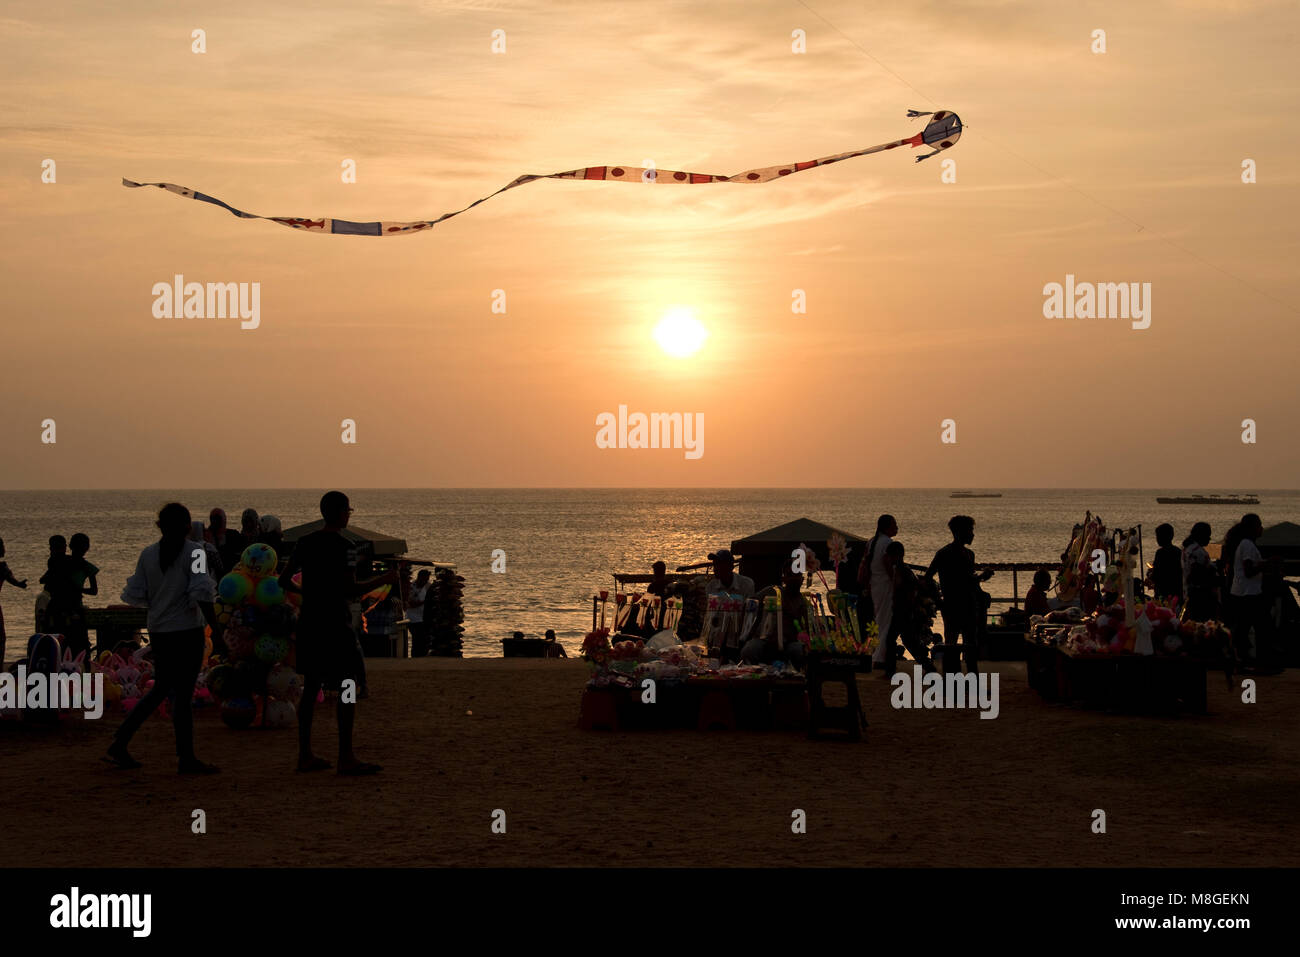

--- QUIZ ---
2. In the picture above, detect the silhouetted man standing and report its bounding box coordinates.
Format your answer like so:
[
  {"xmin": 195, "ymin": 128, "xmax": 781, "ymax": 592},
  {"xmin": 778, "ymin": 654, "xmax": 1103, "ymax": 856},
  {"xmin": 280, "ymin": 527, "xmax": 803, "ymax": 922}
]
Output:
[
  {"xmin": 279, "ymin": 491, "xmax": 397, "ymax": 775},
  {"xmin": 927, "ymin": 515, "xmax": 992, "ymax": 676}
]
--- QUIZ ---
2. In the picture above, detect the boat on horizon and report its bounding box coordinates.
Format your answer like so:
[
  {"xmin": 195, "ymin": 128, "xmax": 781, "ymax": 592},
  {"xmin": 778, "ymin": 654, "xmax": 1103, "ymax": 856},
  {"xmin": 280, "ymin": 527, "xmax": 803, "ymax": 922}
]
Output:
[
  {"xmin": 951, "ymin": 490, "xmax": 1003, "ymax": 498},
  {"xmin": 1155, "ymin": 493, "xmax": 1260, "ymax": 505}
]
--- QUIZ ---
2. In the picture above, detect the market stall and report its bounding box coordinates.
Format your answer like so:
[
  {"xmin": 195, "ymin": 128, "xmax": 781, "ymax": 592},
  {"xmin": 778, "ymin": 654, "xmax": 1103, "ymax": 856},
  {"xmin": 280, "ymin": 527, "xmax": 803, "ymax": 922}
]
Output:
[
  {"xmin": 1025, "ymin": 522, "xmax": 1231, "ymax": 714},
  {"xmin": 579, "ymin": 533, "xmax": 877, "ymax": 738}
]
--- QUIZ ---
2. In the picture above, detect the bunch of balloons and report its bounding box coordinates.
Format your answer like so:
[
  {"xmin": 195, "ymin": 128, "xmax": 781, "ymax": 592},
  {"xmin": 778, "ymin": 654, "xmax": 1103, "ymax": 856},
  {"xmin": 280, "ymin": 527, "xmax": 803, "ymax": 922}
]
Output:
[{"xmin": 206, "ymin": 544, "xmax": 303, "ymax": 729}]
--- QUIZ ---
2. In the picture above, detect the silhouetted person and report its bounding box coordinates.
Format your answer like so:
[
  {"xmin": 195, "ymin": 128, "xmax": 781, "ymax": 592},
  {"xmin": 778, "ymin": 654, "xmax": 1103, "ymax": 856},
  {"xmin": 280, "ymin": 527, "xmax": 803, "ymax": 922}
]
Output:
[
  {"xmin": 544, "ymin": 629, "xmax": 568, "ymax": 658},
  {"xmin": 189, "ymin": 521, "xmax": 223, "ymax": 580},
  {"xmin": 741, "ymin": 566, "xmax": 806, "ymax": 669},
  {"xmin": 857, "ymin": 514, "xmax": 898, "ymax": 667},
  {"xmin": 1228, "ymin": 513, "xmax": 1278, "ymax": 671},
  {"xmin": 645, "ymin": 561, "xmax": 670, "ymax": 633},
  {"xmin": 706, "ymin": 548, "xmax": 754, "ymax": 599},
  {"xmin": 883, "ymin": 541, "xmax": 936, "ymax": 678},
  {"xmin": 0, "ymin": 537, "xmax": 28, "ymax": 660},
  {"xmin": 107, "ymin": 503, "xmax": 219, "ymax": 774},
  {"xmin": 1181, "ymin": 522, "xmax": 1218, "ymax": 622},
  {"xmin": 927, "ymin": 515, "xmax": 992, "ymax": 676},
  {"xmin": 279, "ymin": 491, "xmax": 396, "ymax": 775},
  {"xmin": 207, "ymin": 508, "xmax": 246, "ymax": 572},
  {"xmin": 1024, "ymin": 569, "xmax": 1052, "ymax": 617},
  {"xmin": 1150, "ymin": 523, "xmax": 1183, "ymax": 603},
  {"xmin": 39, "ymin": 535, "xmax": 72, "ymax": 636},
  {"xmin": 60, "ymin": 533, "xmax": 98, "ymax": 662},
  {"xmin": 239, "ymin": 508, "xmax": 260, "ymax": 544},
  {"xmin": 257, "ymin": 514, "xmax": 284, "ymax": 553},
  {"xmin": 406, "ymin": 568, "xmax": 432, "ymax": 657}
]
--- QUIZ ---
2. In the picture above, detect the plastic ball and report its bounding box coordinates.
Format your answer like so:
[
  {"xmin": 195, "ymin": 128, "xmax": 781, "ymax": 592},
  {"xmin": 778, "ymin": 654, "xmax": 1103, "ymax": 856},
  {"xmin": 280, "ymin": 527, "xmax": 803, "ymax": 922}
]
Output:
[
  {"xmin": 122, "ymin": 697, "xmax": 140, "ymax": 713},
  {"xmin": 205, "ymin": 664, "xmax": 235, "ymax": 700},
  {"xmin": 220, "ymin": 698, "xmax": 257, "ymax": 729},
  {"xmin": 260, "ymin": 604, "xmax": 296, "ymax": 636},
  {"xmin": 263, "ymin": 700, "xmax": 296, "ymax": 729},
  {"xmin": 265, "ymin": 665, "xmax": 301, "ymax": 699},
  {"xmin": 223, "ymin": 625, "xmax": 256, "ymax": 661},
  {"xmin": 239, "ymin": 544, "xmax": 278, "ymax": 578},
  {"xmin": 254, "ymin": 577, "xmax": 286, "ymax": 608},
  {"xmin": 217, "ymin": 572, "xmax": 255, "ymax": 606},
  {"xmin": 255, "ymin": 634, "xmax": 289, "ymax": 665}
]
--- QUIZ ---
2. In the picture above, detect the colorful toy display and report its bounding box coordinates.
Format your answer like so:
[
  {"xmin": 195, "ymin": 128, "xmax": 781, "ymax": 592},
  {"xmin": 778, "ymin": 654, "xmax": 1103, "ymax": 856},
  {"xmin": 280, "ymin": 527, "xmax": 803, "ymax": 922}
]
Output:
[{"xmin": 201, "ymin": 545, "xmax": 302, "ymax": 728}]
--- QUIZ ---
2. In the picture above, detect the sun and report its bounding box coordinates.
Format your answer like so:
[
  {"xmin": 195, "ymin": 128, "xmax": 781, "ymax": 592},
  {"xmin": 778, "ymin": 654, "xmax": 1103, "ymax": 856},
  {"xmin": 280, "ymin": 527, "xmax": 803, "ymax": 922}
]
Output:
[{"xmin": 653, "ymin": 308, "xmax": 709, "ymax": 358}]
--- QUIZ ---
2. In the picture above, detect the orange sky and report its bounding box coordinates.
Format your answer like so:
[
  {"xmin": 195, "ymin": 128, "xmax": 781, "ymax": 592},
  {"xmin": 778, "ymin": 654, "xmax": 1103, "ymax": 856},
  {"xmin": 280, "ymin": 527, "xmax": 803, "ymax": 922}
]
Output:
[{"xmin": 1, "ymin": 0, "xmax": 1296, "ymax": 489}]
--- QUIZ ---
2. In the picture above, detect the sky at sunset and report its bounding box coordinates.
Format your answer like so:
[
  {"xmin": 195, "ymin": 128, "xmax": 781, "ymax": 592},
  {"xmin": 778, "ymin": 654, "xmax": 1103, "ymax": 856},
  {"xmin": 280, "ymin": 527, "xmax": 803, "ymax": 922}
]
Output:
[{"xmin": 1, "ymin": 0, "xmax": 1296, "ymax": 489}]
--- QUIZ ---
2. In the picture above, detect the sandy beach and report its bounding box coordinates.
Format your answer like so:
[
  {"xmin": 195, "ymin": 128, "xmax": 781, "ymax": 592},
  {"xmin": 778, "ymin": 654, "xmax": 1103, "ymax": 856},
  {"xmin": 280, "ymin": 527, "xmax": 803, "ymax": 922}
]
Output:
[{"xmin": 1, "ymin": 658, "xmax": 1295, "ymax": 868}]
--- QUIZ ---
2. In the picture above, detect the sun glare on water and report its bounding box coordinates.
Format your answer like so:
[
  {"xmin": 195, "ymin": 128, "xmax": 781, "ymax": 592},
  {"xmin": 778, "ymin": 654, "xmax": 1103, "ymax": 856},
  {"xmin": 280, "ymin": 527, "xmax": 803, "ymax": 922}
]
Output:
[{"xmin": 653, "ymin": 308, "xmax": 709, "ymax": 358}]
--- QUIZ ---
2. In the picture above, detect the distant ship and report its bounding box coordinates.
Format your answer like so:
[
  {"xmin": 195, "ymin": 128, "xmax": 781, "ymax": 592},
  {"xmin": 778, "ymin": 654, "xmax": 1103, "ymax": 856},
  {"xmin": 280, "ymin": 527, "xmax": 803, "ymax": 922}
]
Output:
[
  {"xmin": 1155, "ymin": 493, "xmax": 1260, "ymax": 505},
  {"xmin": 951, "ymin": 491, "xmax": 1003, "ymax": 498}
]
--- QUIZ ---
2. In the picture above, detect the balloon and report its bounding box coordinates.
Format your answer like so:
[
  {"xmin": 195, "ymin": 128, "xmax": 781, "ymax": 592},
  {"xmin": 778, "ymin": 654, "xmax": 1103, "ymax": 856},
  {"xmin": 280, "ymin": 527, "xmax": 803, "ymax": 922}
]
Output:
[
  {"xmin": 239, "ymin": 544, "xmax": 278, "ymax": 578},
  {"xmin": 220, "ymin": 698, "xmax": 257, "ymax": 730},
  {"xmin": 218, "ymin": 572, "xmax": 254, "ymax": 605},
  {"xmin": 254, "ymin": 577, "xmax": 286, "ymax": 607}
]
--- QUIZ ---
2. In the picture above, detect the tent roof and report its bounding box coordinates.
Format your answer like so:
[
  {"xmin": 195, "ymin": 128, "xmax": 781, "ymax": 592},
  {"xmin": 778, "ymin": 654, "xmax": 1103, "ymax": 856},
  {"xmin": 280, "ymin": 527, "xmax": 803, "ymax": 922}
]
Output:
[
  {"xmin": 731, "ymin": 517, "xmax": 867, "ymax": 554},
  {"xmin": 281, "ymin": 520, "xmax": 408, "ymax": 557},
  {"xmin": 1258, "ymin": 521, "xmax": 1300, "ymax": 548}
]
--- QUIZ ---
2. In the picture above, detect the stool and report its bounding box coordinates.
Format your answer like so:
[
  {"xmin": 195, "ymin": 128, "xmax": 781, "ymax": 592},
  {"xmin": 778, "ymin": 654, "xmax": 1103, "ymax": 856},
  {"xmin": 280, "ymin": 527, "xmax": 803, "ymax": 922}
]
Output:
[
  {"xmin": 578, "ymin": 688, "xmax": 619, "ymax": 731},
  {"xmin": 696, "ymin": 689, "xmax": 736, "ymax": 731},
  {"xmin": 806, "ymin": 663, "xmax": 865, "ymax": 741}
]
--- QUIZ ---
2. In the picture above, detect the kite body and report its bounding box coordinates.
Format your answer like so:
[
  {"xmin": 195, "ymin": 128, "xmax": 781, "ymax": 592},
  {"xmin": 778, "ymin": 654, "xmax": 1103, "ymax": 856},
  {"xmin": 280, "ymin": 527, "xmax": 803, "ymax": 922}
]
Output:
[{"xmin": 123, "ymin": 109, "xmax": 961, "ymax": 237}]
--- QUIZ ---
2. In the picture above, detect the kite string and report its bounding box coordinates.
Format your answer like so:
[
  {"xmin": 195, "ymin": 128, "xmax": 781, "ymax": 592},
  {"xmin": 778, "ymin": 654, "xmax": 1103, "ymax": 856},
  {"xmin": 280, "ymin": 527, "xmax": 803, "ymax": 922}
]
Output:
[{"xmin": 793, "ymin": 0, "xmax": 1298, "ymax": 319}]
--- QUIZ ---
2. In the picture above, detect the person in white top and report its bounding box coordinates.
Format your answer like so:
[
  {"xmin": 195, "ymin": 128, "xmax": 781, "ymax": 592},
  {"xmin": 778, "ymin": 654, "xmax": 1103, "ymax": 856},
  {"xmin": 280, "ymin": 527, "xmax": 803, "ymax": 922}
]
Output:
[
  {"xmin": 107, "ymin": 503, "xmax": 219, "ymax": 774},
  {"xmin": 858, "ymin": 515, "xmax": 897, "ymax": 664},
  {"xmin": 1227, "ymin": 514, "xmax": 1278, "ymax": 670},
  {"xmin": 406, "ymin": 569, "xmax": 431, "ymax": 656},
  {"xmin": 705, "ymin": 549, "xmax": 754, "ymax": 599}
]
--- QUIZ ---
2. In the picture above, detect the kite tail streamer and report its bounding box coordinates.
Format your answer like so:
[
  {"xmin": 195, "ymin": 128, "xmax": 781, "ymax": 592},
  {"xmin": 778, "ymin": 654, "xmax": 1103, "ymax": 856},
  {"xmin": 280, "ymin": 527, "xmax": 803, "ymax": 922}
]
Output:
[{"xmin": 124, "ymin": 110, "xmax": 961, "ymax": 237}]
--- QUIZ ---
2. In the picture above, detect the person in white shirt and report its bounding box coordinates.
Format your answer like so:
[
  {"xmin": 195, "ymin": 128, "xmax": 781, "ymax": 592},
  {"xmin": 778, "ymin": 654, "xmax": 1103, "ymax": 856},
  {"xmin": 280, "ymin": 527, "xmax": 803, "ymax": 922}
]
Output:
[
  {"xmin": 857, "ymin": 515, "xmax": 897, "ymax": 664},
  {"xmin": 1228, "ymin": 514, "xmax": 1278, "ymax": 670},
  {"xmin": 406, "ymin": 569, "xmax": 431, "ymax": 656},
  {"xmin": 106, "ymin": 503, "xmax": 220, "ymax": 774},
  {"xmin": 705, "ymin": 549, "xmax": 754, "ymax": 599}
]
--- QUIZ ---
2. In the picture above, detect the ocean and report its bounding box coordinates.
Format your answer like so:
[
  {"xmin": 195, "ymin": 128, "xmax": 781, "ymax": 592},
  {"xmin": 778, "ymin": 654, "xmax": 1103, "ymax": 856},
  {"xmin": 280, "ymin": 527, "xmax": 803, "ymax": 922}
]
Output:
[{"xmin": 1, "ymin": 488, "xmax": 1292, "ymax": 659}]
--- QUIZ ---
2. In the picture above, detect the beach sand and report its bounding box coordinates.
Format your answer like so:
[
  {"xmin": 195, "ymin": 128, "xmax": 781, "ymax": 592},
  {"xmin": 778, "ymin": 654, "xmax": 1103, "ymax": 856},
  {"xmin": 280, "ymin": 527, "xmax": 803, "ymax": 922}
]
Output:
[{"xmin": 1, "ymin": 659, "xmax": 1296, "ymax": 867}]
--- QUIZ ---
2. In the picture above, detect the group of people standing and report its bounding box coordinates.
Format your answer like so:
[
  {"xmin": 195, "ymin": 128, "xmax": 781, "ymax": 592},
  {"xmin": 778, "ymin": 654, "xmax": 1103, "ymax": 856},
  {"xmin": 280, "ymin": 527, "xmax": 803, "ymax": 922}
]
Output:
[
  {"xmin": 846, "ymin": 514, "xmax": 991, "ymax": 679},
  {"xmin": 1174, "ymin": 514, "xmax": 1285, "ymax": 672},
  {"xmin": 0, "ymin": 492, "xmax": 394, "ymax": 777}
]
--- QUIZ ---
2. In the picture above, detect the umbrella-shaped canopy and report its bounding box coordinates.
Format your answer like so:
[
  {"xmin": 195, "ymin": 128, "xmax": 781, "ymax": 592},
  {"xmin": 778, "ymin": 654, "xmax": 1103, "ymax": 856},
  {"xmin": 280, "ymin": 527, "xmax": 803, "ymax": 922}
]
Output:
[{"xmin": 280, "ymin": 520, "xmax": 408, "ymax": 558}]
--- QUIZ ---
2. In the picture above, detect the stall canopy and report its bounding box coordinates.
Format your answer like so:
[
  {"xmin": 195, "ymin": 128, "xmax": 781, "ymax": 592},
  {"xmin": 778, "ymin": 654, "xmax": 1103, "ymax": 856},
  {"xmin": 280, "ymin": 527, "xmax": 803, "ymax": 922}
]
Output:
[
  {"xmin": 1258, "ymin": 522, "xmax": 1300, "ymax": 550},
  {"xmin": 1258, "ymin": 522, "xmax": 1300, "ymax": 574},
  {"xmin": 731, "ymin": 518, "xmax": 868, "ymax": 591},
  {"xmin": 280, "ymin": 521, "xmax": 408, "ymax": 558}
]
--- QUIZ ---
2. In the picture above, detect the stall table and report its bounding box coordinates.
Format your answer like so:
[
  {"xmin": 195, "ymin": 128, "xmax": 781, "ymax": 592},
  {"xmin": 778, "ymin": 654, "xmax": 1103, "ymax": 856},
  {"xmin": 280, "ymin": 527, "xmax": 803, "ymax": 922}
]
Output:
[
  {"xmin": 579, "ymin": 675, "xmax": 809, "ymax": 732},
  {"xmin": 1025, "ymin": 637, "xmax": 1210, "ymax": 714}
]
